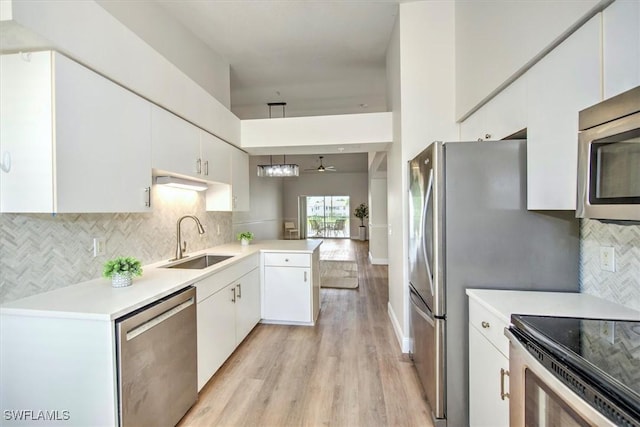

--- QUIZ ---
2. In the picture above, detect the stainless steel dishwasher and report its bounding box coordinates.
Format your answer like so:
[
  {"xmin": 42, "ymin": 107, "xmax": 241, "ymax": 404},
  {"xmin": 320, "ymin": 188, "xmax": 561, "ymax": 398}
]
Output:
[{"xmin": 116, "ymin": 286, "xmax": 197, "ymax": 427}]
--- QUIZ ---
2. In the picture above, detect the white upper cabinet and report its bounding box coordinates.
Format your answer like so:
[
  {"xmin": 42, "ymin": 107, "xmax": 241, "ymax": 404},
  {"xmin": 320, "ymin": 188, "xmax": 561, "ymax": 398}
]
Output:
[
  {"xmin": 603, "ymin": 0, "xmax": 640, "ymax": 98},
  {"xmin": 526, "ymin": 16, "xmax": 601, "ymax": 210},
  {"xmin": 231, "ymin": 148, "xmax": 250, "ymax": 211},
  {"xmin": 460, "ymin": 76, "xmax": 527, "ymax": 142},
  {"xmin": 152, "ymin": 104, "xmax": 236, "ymax": 186},
  {"xmin": 200, "ymin": 131, "xmax": 231, "ymax": 184},
  {"xmin": 0, "ymin": 51, "xmax": 152, "ymax": 213},
  {"xmin": 151, "ymin": 105, "xmax": 201, "ymax": 179},
  {"xmin": 205, "ymin": 146, "xmax": 250, "ymax": 212}
]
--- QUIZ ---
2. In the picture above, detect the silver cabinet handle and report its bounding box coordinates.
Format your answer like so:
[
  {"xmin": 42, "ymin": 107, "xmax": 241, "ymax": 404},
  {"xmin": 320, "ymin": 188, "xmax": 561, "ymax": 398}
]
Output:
[
  {"xmin": 231, "ymin": 287, "xmax": 236, "ymax": 303},
  {"xmin": 196, "ymin": 158, "xmax": 202, "ymax": 174},
  {"xmin": 144, "ymin": 187, "xmax": 151, "ymax": 207},
  {"xmin": 500, "ymin": 368, "xmax": 510, "ymax": 400},
  {"xmin": 204, "ymin": 160, "xmax": 209, "ymax": 176},
  {"xmin": 481, "ymin": 321, "xmax": 490, "ymax": 329},
  {"xmin": 236, "ymin": 283, "xmax": 242, "ymax": 299},
  {"xmin": 304, "ymin": 271, "xmax": 308, "ymax": 282}
]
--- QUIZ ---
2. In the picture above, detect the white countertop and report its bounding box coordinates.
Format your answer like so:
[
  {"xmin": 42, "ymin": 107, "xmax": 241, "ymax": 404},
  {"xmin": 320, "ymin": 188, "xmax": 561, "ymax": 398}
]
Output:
[
  {"xmin": 466, "ymin": 289, "xmax": 640, "ymax": 323},
  {"xmin": 0, "ymin": 239, "xmax": 322, "ymax": 321}
]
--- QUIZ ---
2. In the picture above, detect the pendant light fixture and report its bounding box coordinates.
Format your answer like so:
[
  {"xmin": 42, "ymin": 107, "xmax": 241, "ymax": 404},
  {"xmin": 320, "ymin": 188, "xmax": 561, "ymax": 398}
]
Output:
[
  {"xmin": 257, "ymin": 155, "xmax": 299, "ymax": 177},
  {"xmin": 256, "ymin": 102, "xmax": 299, "ymax": 177}
]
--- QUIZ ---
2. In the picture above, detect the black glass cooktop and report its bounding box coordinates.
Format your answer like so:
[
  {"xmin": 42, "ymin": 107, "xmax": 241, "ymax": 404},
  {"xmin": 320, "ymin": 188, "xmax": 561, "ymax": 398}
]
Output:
[{"xmin": 511, "ymin": 314, "xmax": 640, "ymax": 423}]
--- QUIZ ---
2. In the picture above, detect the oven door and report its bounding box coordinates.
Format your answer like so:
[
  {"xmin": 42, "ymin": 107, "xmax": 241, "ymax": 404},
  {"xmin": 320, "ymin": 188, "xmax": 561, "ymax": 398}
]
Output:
[
  {"xmin": 576, "ymin": 111, "xmax": 640, "ymax": 221},
  {"xmin": 506, "ymin": 329, "xmax": 615, "ymax": 427}
]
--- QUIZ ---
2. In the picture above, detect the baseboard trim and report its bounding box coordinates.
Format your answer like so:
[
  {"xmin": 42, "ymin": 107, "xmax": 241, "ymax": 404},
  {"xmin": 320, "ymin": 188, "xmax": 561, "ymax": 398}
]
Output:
[
  {"xmin": 388, "ymin": 302, "xmax": 411, "ymax": 353},
  {"xmin": 368, "ymin": 252, "xmax": 388, "ymax": 265}
]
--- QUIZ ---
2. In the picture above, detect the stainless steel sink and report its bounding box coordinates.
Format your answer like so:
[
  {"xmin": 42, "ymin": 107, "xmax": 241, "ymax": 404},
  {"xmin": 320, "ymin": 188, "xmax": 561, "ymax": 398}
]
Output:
[{"xmin": 163, "ymin": 254, "xmax": 234, "ymax": 269}]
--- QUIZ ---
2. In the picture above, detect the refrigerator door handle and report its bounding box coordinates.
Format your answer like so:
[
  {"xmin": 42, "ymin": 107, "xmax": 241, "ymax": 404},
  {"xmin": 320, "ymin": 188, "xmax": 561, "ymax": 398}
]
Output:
[{"xmin": 421, "ymin": 168, "xmax": 435, "ymax": 297}]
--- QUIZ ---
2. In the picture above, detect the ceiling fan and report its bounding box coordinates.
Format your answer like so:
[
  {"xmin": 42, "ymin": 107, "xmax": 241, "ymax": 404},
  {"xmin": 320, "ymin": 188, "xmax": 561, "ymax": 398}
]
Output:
[{"xmin": 305, "ymin": 156, "xmax": 336, "ymax": 172}]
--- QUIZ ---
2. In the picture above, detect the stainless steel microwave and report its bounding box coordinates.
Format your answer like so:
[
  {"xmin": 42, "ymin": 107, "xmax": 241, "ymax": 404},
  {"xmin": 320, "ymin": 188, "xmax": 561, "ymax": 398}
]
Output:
[{"xmin": 576, "ymin": 85, "xmax": 640, "ymax": 221}]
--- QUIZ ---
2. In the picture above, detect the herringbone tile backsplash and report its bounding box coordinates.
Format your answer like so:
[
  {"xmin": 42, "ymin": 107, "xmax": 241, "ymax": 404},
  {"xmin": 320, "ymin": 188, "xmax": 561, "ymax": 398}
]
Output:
[
  {"xmin": 0, "ymin": 186, "xmax": 232, "ymax": 304},
  {"xmin": 580, "ymin": 219, "xmax": 640, "ymax": 312}
]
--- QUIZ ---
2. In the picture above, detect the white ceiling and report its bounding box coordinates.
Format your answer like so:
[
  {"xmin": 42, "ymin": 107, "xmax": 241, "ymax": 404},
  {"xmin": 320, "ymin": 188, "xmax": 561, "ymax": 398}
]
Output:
[
  {"xmin": 152, "ymin": 1, "xmax": 397, "ymax": 173},
  {"xmin": 154, "ymin": 0, "xmax": 399, "ymax": 120}
]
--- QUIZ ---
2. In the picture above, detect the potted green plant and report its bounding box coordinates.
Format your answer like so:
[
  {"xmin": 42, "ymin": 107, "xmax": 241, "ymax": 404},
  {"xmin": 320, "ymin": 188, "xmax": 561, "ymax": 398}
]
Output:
[
  {"xmin": 354, "ymin": 203, "xmax": 369, "ymax": 241},
  {"xmin": 237, "ymin": 231, "xmax": 254, "ymax": 246},
  {"xmin": 103, "ymin": 256, "xmax": 143, "ymax": 288}
]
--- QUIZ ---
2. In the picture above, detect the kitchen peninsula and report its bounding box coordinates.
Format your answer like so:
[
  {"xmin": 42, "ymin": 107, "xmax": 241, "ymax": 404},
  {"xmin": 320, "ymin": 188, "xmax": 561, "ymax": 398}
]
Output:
[{"xmin": 0, "ymin": 239, "xmax": 322, "ymax": 427}]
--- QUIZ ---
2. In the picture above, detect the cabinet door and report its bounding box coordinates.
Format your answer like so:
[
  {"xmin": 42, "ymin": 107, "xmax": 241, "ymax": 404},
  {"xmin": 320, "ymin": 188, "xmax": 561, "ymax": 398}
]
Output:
[
  {"xmin": 526, "ymin": 16, "xmax": 601, "ymax": 210},
  {"xmin": 469, "ymin": 325, "xmax": 509, "ymax": 427},
  {"xmin": 0, "ymin": 51, "xmax": 55, "ymax": 212},
  {"xmin": 234, "ymin": 268, "xmax": 260, "ymax": 343},
  {"xmin": 200, "ymin": 131, "xmax": 231, "ymax": 184},
  {"xmin": 151, "ymin": 105, "xmax": 200, "ymax": 179},
  {"xmin": 196, "ymin": 283, "xmax": 236, "ymax": 391},
  {"xmin": 263, "ymin": 266, "xmax": 311, "ymax": 323},
  {"xmin": 603, "ymin": 0, "xmax": 640, "ymax": 98},
  {"xmin": 231, "ymin": 148, "xmax": 250, "ymax": 211},
  {"xmin": 55, "ymin": 53, "xmax": 152, "ymax": 212}
]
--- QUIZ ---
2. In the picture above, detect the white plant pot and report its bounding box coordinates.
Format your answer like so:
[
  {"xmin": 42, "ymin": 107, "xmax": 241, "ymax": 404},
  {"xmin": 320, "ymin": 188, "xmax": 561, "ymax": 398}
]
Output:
[
  {"xmin": 358, "ymin": 226, "xmax": 366, "ymax": 241},
  {"xmin": 241, "ymin": 238, "xmax": 250, "ymax": 246},
  {"xmin": 111, "ymin": 272, "xmax": 133, "ymax": 288}
]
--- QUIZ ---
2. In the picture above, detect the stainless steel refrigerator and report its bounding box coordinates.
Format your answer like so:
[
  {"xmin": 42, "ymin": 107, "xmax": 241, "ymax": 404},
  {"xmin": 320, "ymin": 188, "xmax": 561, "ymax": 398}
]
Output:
[{"xmin": 408, "ymin": 140, "xmax": 580, "ymax": 427}]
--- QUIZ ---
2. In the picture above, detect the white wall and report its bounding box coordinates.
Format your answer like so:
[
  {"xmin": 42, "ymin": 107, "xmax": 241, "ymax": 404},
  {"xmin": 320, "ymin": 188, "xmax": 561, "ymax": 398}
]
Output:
[
  {"xmin": 385, "ymin": 5, "xmax": 404, "ymax": 350},
  {"xmin": 240, "ymin": 112, "xmax": 392, "ymax": 153},
  {"xmin": 368, "ymin": 176, "xmax": 388, "ymax": 264},
  {"xmin": 455, "ymin": 0, "xmax": 603, "ymax": 120},
  {"xmin": 0, "ymin": 187, "xmax": 232, "ymax": 304},
  {"xmin": 282, "ymin": 173, "xmax": 368, "ymax": 239},
  {"xmin": 96, "ymin": 0, "xmax": 231, "ymax": 109},
  {"xmin": 385, "ymin": 1, "xmax": 458, "ymax": 352},
  {"xmin": 232, "ymin": 156, "xmax": 284, "ymax": 241}
]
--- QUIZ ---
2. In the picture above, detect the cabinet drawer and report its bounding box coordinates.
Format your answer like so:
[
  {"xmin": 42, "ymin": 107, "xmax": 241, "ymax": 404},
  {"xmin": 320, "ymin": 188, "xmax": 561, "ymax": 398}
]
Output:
[
  {"xmin": 469, "ymin": 298, "xmax": 509, "ymax": 357},
  {"xmin": 263, "ymin": 252, "xmax": 310, "ymax": 267},
  {"xmin": 196, "ymin": 254, "xmax": 259, "ymax": 303}
]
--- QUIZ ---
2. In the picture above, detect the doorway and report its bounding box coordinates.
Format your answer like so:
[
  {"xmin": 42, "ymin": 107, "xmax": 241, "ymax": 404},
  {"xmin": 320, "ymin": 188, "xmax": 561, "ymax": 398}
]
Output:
[{"xmin": 304, "ymin": 196, "xmax": 350, "ymax": 238}]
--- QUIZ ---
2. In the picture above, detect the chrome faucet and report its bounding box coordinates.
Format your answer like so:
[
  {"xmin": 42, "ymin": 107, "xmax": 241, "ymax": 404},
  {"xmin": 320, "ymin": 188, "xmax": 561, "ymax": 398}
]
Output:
[{"xmin": 175, "ymin": 215, "xmax": 206, "ymax": 260}]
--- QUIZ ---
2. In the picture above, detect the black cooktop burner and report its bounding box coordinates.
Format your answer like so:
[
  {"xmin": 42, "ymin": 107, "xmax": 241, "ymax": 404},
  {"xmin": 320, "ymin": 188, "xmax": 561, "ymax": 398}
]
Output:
[{"xmin": 511, "ymin": 314, "xmax": 640, "ymax": 424}]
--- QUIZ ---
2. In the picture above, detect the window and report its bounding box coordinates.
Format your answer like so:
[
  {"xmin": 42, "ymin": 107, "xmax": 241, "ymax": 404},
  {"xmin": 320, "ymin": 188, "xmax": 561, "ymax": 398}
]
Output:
[{"xmin": 306, "ymin": 196, "xmax": 350, "ymax": 238}]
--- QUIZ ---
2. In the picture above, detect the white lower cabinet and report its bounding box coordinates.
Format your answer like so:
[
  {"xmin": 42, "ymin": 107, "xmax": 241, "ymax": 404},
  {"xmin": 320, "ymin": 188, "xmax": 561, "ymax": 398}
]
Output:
[
  {"xmin": 263, "ymin": 265, "xmax": 311, "ymax": 322},
  {"xmin": 468, "ymin": 298, "xmax": 510, "ymax": 427},
  {"xmin": 197, "ymin": 281, "xmax": 237, "ymax": 391},
  {"xmin": 469, "ymin": 324, "xmax": 509, "ymax": 427},
  {"xmin": 261, "ymin": 250, "xmax": 320, "ymax": 325},
  {"xmin": 235, "ymin": 269, "xmax": 261, "ymax": 342},
  {"xmin": 196, "ymin": 256, "xmax": 260, "ymax": 391}
]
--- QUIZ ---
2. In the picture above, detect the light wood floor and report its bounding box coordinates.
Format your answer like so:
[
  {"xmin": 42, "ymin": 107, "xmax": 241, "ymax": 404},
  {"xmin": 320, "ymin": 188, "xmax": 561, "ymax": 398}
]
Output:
[{"xmin": 179, "ymin": 239, "xmax": 433, "ymax": 427}]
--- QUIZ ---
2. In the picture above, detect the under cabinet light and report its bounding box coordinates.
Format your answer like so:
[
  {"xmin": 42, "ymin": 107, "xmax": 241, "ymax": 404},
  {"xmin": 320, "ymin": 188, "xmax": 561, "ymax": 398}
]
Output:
[{"xmin": 155, "ymin": 176, "xmax": 208, "ymax": 191}]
